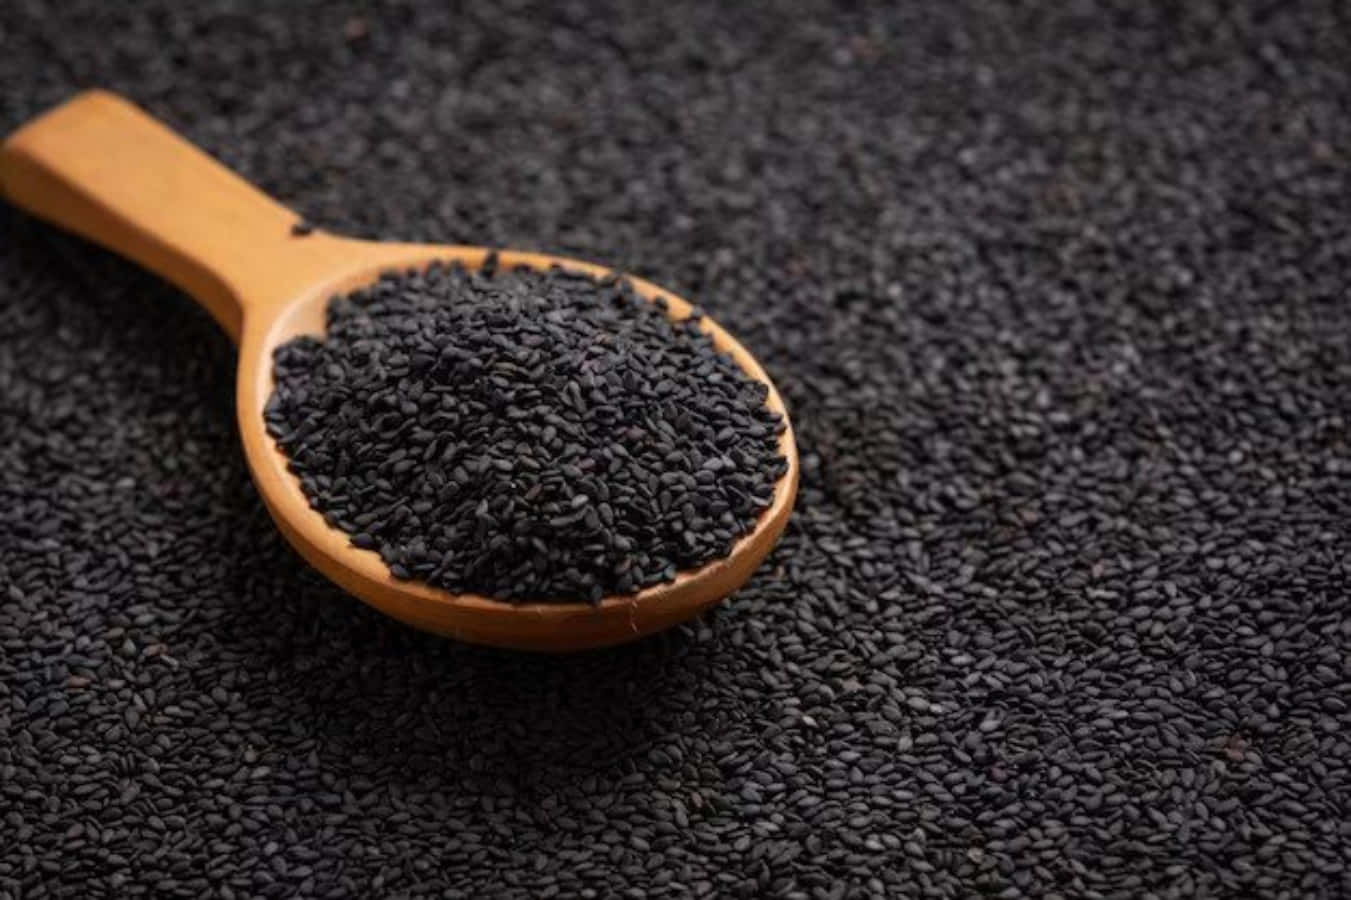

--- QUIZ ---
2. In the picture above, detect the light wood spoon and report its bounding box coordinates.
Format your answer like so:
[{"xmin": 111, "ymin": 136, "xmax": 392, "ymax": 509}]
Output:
[{"xmin": 0, "ymin": 90, "xmax": 798, "ymax": 651}]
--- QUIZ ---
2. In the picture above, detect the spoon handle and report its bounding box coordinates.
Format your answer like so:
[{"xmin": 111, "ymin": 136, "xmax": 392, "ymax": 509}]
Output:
[{"xmin": 0, "ymin": 91, "xmax": 339, "ymax": 343}]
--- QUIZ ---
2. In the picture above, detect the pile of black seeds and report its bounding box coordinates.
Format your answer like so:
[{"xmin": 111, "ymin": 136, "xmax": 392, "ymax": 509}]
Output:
[
  {"xmin": 265, "ymin": 261, "xmax": 787, "ymax": 602},
  {"xmin": 3, "ymin": 1, "xmax": 1351, "ymax": 897}
]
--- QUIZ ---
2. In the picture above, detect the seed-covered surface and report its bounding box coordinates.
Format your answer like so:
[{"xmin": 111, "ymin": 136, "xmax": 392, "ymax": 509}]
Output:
[
  {"xmin": 265, "ymin": 262, "xmax": 786, "ymax": 602},
  {"xmin": 3, "ymin": 1, "xmax": 1351, "ymax": 898}
]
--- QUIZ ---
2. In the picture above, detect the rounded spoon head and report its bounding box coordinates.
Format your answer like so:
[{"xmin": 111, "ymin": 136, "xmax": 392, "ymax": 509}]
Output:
[{"xmin": 236, "ymin": 239, "xmax": 798, "ymax": 651}]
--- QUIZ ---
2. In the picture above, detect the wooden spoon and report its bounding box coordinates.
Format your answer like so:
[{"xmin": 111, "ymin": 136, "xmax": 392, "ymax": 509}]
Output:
[{"xmin": 0, "ymin": 90, "xmax": 798, "ymax": 651}]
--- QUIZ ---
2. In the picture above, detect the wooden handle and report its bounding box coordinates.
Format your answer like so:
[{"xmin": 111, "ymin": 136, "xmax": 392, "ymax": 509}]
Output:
[{"xmin": 0, "ymin": 91, "xmax": 322, "ymax": 342}]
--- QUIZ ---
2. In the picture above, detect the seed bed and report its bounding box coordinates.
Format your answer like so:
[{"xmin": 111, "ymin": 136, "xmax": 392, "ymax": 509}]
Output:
[{"xmin": 2, "ymin": 0, "xmax": 1350, "ymax": 897}]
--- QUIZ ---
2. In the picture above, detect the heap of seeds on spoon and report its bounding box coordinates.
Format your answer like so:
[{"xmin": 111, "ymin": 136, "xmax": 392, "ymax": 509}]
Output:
[{"xmin": 264, "ymin": 258, "xmax": 788, "ymax": 603}]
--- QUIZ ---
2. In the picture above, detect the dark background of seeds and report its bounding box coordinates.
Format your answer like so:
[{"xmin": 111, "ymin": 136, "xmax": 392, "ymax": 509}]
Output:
[{"xmin": 2, "ymin": 1, "xmax": 1350, "ymax": 897}]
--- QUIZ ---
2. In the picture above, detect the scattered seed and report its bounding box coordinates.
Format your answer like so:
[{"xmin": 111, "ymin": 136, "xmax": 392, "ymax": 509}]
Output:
[{"xmin": 2, "ymin": 2, "xmax": 1350, "ymax": 899}]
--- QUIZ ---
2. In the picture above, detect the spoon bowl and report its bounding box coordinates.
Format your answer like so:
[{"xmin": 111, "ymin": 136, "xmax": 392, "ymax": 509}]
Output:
[{"xmin": 0, "ymin": 90, "xmax": 798, "ymax": 651}]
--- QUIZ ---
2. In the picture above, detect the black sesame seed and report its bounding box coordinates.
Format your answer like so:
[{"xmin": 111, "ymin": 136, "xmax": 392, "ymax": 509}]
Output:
[
  {"xmin": 4, "ymin": 3, "xmax": 1351, "ymax": 899},
  {"xmin": 266, "ymin": 264, "xmax": 785, "ymax": 603}
]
